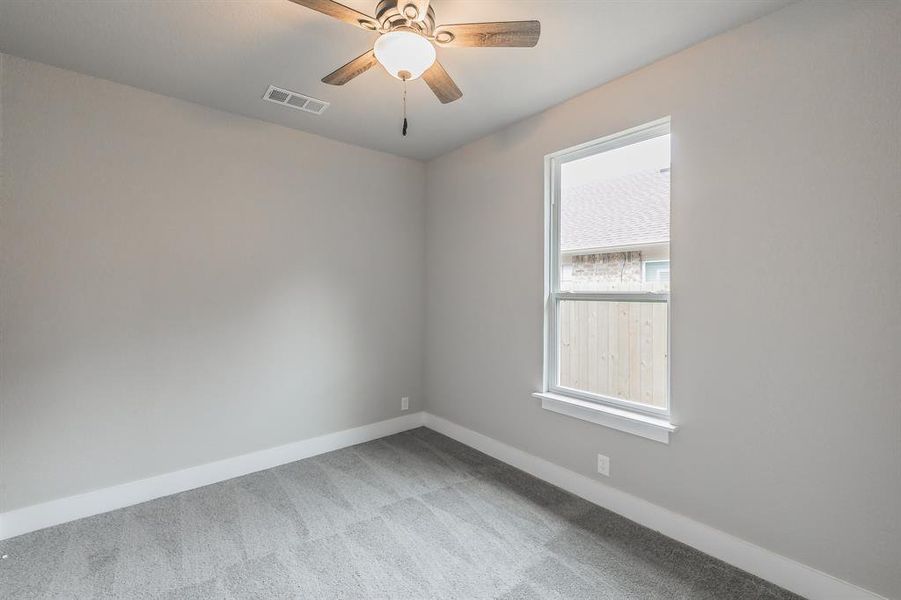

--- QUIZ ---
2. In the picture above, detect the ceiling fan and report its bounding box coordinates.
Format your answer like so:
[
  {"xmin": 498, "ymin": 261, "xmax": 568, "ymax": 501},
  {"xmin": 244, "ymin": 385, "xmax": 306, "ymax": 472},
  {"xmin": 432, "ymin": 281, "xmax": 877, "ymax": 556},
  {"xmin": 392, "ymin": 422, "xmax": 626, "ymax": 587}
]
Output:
[{"xmin": 289, "ymin": 0, "xmax": 541, "ymax": 104}]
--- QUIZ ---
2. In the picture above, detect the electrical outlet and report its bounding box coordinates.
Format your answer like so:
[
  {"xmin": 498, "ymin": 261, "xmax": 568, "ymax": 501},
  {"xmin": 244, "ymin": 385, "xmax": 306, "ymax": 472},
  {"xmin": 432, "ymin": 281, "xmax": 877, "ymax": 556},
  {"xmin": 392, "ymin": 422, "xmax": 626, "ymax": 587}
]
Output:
[
  {"xmin": 597, "ymin": 454, "xmax": 610, "ymax": 477},
  {"xmin": 401, "ymin": 397, "xmax": 409, "ymax": 411}
]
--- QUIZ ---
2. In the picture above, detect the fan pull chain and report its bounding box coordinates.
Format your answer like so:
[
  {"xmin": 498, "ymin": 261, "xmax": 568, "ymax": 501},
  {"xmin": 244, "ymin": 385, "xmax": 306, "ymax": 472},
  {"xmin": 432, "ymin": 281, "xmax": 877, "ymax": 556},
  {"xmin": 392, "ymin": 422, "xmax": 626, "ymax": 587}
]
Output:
[{"xmin": 402, "ymin": 76, "xmax": 408, "ymax": 136}]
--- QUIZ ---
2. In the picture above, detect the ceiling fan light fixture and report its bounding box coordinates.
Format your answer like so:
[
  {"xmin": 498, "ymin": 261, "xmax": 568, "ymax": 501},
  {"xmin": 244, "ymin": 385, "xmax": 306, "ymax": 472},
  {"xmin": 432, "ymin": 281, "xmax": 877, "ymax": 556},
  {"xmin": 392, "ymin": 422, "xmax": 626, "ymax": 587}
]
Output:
[
  {"xmin": 373, "ymin": 30, "xmax": 436, "ymax": 80},
  {"xmin": 297, "ymin": 0, "xmax": 540, "ymax": 105}
]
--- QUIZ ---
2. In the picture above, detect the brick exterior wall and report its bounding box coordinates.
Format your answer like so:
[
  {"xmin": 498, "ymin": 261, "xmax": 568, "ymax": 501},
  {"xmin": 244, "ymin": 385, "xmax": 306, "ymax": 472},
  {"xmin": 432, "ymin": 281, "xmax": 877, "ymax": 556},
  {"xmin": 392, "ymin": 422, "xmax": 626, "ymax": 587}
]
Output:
[{"xmin": 571, "ymin": 251, "xmax": 642, "ymax": 287}]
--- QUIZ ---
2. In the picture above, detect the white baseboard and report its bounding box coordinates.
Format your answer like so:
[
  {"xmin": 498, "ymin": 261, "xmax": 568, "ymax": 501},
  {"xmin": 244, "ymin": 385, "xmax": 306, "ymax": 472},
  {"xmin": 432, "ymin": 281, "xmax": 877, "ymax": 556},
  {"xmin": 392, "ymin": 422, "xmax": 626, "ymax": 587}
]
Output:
[
  {"xmin": 422, "ymin": 413, "xmax": 888, "ymax": 600},
  {"xmin": 0, "ymin": 411, "xmax": 425, "ymax": 541}
]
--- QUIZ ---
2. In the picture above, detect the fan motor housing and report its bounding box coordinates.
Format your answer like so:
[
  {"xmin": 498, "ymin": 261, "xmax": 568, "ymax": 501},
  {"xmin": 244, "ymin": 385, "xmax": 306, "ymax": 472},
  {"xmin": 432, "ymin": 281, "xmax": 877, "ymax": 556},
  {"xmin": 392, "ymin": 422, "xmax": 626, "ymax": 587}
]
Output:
[{"xmin": 375, "ymin": 0, "xmax": 436, "ymax": 36}]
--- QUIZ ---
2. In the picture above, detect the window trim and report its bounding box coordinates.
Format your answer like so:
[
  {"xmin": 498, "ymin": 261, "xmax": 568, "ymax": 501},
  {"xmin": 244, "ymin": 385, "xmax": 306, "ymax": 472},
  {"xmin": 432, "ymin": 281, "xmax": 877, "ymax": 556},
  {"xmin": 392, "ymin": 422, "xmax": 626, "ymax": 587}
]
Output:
[
  {"xmin": 541, "ymin": 118, "xmax": 674, "ymax": 430},
  {"xmin": 532, "ymin": 391, "xmax": 677, "ymax": 444}
]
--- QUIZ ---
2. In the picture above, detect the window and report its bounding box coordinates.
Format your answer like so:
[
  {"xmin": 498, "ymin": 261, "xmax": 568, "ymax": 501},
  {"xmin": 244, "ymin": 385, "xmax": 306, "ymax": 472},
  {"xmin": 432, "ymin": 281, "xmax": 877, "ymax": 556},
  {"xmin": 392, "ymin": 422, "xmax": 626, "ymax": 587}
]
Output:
[
  {"xmin": 643, "ymin": 260, "xmax": 671, "ymax": 285},
  {"xmin": 538, "ymin": 119, "xmax": 675, "ymax": 441}
]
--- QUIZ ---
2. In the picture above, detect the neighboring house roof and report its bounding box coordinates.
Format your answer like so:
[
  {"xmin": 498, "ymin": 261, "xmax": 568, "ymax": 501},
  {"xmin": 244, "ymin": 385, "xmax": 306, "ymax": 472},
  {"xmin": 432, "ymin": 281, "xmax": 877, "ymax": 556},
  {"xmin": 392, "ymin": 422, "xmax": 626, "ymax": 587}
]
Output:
[{"xmin": 561, "ymin": 169, "xmax": 670, "ymax": 253}]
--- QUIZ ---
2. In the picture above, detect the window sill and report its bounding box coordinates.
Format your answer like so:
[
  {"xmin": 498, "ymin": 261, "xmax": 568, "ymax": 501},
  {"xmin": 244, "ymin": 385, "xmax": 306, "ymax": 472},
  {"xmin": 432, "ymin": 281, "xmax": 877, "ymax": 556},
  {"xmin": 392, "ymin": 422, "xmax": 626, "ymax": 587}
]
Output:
[{"xmin": 533, "ymin": 392, "xmax": 677, "ymax": 444}]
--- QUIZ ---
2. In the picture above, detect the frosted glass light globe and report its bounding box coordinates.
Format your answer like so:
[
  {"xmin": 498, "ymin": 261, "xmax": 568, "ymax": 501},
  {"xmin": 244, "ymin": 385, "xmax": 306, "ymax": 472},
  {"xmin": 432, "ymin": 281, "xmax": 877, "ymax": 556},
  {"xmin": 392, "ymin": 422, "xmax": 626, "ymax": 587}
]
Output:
[{"xmin": 374, "ymin": 31, "xmax": 436, "ymax": 80}]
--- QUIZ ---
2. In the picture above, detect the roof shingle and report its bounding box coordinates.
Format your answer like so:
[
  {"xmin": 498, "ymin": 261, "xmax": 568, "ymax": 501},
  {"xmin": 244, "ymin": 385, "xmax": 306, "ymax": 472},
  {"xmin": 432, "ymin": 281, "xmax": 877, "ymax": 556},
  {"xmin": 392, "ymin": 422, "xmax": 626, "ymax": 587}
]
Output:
[{"xmin": 561, "ymin": 169, "xmax": 670, "ymax": 252}]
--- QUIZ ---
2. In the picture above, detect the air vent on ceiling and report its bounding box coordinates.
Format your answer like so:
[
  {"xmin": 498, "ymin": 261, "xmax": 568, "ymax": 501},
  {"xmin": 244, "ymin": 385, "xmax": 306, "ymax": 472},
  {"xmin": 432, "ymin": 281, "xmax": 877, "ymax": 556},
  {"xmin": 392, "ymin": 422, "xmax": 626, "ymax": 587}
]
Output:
[{"xmin": 263, "ymin": 85, "xmax": 330, "ymax": 115}]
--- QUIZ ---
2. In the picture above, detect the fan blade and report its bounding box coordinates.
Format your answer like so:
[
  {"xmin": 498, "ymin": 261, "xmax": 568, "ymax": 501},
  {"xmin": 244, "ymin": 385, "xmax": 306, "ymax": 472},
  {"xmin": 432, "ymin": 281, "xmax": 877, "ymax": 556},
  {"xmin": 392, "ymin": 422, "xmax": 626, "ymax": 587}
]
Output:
[
  {"xmin": 397, "ymin": 0, "xmax": 430, "ymax": 22},
  {"xmin": 422, "ymin": 61, "xmax": 462, "ymax": 104},
  {"xmin": 322, "ymin": 49, "xmax": 378, "ymax": 85},
  {"xmin": 433, "ymin": 21, "xmax": 540, "ymax": 47},
  {"xmin": 288, "ymin": 0, "xmax": 379, "ymax": 31}
]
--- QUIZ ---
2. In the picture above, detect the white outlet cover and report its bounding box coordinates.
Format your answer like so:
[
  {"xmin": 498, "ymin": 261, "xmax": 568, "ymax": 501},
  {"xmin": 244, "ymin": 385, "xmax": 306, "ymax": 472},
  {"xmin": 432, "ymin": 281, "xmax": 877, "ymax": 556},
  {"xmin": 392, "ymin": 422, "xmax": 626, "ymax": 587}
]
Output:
[
  {"xmin": 401, "ymin": 397, "xmax": 409, "ymax": 411},
  {"xmin": 597, "ymin": 454, "xmax": 610, "ymax": 477}
]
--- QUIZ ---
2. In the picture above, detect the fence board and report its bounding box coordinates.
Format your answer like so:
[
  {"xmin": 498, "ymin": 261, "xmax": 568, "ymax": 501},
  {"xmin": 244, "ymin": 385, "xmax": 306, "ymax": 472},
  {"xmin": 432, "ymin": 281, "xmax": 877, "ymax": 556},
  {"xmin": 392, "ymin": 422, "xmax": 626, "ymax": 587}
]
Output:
[
  {"xmin": 558, "ymin": 300, "xmax": 668, "ymax": 409},
  {"xmin": 640, "ymin": 303, "xmax": 654, "ymax": 406},
  {"xmin": 652, "ymin": 303, "xmax": 668, "ymax": 406}
]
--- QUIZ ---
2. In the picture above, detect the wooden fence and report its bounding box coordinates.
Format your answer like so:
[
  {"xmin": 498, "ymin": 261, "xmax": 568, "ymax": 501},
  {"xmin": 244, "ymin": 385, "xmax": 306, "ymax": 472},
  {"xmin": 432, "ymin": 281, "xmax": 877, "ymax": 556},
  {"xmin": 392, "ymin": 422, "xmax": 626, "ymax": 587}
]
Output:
[{"xmin": 558, "ymin": 301, "xmax": 668, "ymax": 408}]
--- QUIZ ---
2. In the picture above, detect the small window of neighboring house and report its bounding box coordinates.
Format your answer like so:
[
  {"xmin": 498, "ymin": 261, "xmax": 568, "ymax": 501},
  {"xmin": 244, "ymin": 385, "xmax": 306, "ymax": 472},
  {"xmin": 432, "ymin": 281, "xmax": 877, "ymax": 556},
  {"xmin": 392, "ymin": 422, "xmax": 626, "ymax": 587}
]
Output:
[
  {"xmin": 644, "ymin": 260, "xmax": 670, "ymax": 285},
  {"xmin": 542, "ymin": 119, "xmax": 671, "ymax": 419}
]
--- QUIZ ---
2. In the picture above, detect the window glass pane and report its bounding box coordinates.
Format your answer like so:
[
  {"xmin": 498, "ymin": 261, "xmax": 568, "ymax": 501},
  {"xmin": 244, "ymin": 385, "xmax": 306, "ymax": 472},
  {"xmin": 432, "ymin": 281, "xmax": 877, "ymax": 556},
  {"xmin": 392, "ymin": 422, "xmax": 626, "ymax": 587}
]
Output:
[
  {"xmin": 643, "ymin": 260, "xmax": 670, "ymax": 284},
  {"xmin": 559, "ymin": 134, "xmax": 670, "ymax": 293},
  {"xmin": 557, "ymin": 300, "xmax": 668, "ymax": 409}
]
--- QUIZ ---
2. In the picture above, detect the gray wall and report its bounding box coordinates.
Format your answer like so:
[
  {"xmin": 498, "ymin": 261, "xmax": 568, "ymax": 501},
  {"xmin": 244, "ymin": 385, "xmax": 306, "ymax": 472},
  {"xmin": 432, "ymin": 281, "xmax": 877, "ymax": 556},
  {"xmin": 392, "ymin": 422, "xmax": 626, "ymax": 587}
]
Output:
[
  {"xmin": 0, "ymin": 54, "xmax": 426, "ymax": 512},
  {"xmin": 424, "ymin": 2, "xmax": 900, "ymax": 597}
]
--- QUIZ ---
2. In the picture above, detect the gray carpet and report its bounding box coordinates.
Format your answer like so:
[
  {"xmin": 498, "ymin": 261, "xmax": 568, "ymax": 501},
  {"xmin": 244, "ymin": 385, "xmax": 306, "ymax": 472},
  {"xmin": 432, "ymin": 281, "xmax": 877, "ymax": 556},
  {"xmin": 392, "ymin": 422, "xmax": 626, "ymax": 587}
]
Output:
[{"xmin": 1, "ymin": 427, "xmax": 803, "ymax": 599}]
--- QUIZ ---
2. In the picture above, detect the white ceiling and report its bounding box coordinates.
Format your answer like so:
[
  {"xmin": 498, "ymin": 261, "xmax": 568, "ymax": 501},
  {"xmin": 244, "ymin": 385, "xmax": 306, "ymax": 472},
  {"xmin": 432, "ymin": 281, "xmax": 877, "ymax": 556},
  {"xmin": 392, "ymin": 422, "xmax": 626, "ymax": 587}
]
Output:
[{"xmin": 0, "ymin": 0, "xmax": 791, "ymax": 160}]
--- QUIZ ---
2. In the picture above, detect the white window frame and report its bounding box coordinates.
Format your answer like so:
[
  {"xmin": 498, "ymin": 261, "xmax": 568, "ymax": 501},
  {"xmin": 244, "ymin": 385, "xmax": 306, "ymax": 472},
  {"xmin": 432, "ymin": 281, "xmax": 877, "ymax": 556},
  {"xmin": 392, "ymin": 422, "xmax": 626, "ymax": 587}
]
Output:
[{"xmin": 536, "ymin": 118, "xmax": 676, "ymax": 442}]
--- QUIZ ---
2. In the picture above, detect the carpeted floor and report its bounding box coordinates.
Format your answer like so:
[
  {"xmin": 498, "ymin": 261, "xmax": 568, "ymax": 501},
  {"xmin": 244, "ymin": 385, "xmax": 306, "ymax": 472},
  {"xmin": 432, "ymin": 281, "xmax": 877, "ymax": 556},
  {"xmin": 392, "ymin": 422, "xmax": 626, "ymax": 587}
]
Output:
[{"xmin": 1, "ymin": 427, "xmax": 803, "ymax": 599}]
